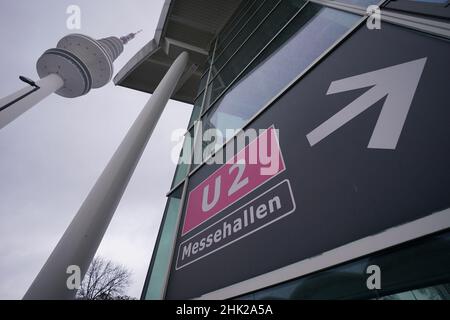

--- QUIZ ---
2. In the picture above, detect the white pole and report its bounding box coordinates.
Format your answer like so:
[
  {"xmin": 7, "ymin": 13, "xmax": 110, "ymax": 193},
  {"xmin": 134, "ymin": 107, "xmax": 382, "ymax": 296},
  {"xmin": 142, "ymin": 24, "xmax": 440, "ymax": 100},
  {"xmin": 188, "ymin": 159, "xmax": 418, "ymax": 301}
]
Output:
[
  {"xmin": 0, "ymin": 74, "xmax": 64, "ymax": 130},
  {"xmin": 23, "ymin": 51, "xmax": 189, "ymax": 300}
]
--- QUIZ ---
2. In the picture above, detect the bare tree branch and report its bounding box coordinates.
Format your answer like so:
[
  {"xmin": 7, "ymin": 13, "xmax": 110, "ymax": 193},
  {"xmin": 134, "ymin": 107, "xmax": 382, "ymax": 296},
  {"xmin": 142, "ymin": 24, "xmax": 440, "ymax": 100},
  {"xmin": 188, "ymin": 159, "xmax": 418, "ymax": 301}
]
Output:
[{"xmin": 77, "ymin": 256, "xmax": 133, "ymax": 300}]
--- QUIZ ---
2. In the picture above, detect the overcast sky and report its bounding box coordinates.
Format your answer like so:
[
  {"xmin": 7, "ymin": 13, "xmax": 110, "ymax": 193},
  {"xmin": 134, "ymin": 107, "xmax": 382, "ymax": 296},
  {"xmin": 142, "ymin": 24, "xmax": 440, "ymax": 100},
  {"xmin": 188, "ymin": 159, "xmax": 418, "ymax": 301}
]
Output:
[{"xmin": 0, "ymin": 0, "xmax": 192, "ymax": 299}]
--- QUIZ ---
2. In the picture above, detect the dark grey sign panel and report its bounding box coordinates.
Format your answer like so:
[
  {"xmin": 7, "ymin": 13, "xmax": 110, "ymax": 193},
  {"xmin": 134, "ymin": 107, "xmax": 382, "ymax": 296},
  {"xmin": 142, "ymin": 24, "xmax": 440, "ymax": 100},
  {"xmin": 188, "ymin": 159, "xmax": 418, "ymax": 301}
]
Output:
[{"xmin": 166, "ymin": 23, "xmax": 450, "ymax": 299}]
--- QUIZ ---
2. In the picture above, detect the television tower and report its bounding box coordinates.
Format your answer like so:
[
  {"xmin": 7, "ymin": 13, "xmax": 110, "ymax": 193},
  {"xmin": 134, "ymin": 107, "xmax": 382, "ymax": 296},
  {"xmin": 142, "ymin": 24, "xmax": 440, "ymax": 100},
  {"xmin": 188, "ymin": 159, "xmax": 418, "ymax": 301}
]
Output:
[{"xmin": 0, "ymin": 30, "xmax": 142, "ymax": 129}]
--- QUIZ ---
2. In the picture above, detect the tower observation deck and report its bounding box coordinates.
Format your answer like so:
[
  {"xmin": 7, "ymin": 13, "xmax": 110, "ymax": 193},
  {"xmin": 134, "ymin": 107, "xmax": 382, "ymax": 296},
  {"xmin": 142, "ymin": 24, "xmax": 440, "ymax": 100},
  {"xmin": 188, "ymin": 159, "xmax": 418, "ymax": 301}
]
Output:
[{"xmin": 0, "ymin": 31, "xmax": 141, "ymax": 129}]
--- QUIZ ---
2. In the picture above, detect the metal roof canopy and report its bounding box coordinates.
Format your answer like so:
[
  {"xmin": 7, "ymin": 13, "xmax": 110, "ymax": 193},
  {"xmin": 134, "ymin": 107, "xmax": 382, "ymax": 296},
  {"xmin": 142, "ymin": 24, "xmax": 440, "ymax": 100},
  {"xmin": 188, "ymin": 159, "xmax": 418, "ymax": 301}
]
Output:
[{"xmin": 114, "ymin": 0, "xmax": 243, "ymax": 104}]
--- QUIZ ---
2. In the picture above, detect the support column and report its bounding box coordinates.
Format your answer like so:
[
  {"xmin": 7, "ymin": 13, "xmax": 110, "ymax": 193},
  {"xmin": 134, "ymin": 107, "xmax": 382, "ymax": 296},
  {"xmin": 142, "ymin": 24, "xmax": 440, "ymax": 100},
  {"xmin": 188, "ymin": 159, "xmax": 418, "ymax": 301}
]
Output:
[
  {"xmin": 23, "ymin": 52, "xmax": 189, "ymax": 300},
  {"xmin": 0, "ymin": 74, "xmax": 64, "ymax": 130}
]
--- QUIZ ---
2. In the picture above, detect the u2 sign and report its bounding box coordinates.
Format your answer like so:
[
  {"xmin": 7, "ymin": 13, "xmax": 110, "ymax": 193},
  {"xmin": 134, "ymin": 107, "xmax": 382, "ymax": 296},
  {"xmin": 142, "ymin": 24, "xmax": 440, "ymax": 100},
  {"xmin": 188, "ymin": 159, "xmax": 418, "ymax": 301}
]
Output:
[
  {"xmin": 177, "ymin": 126, "xmax": 296, "ymax": 270},
  {"xmin": 181, "ymin": 127, "xmax": 286, "ymax": 236}
]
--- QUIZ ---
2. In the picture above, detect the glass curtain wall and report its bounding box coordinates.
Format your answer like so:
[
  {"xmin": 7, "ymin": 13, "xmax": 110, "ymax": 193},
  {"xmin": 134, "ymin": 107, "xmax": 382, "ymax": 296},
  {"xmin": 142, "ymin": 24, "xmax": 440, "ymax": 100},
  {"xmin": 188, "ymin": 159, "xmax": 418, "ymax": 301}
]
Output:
[{"xmin": 144, "ymin": 0, "xmax": 382, "ymax": 299}]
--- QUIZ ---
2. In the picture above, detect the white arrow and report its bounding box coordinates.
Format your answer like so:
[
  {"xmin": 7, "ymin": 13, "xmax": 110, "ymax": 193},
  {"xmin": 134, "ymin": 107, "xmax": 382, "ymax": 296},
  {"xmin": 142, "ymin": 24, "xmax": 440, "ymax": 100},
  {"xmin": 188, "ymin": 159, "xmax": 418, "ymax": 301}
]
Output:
[{"xmin": 306, "ymin": 57, "xmax": 427, "ymax": 150}]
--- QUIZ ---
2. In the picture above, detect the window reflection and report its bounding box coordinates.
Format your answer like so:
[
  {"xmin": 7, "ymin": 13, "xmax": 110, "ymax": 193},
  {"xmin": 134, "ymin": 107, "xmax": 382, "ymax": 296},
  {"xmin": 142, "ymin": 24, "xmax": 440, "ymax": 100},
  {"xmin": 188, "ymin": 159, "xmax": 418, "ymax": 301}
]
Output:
[
  {"xmin": 207, "ymin": 0, "xmax": 307, "ymax": 109},
  {"xmin": 204, "ymin": 5, "xmax": 359, "ymax": 146},
  {"xmin": 213, "ymin": 0, "xmax": 282, "ymax": 73},
  {"xmin": 380, "ymin": 284, "xmax": 450, "ymax": 300},
  {"xmin": 237, "ymin": 231, "xmax": 450, "ymax": 300},
  {"xmin": 188, "ymin": 94, "xmax": 204, "ymax": 128},
  {"xmin": 408, "ymin": 0, "xmax": 449, "ymax": 3},
  {"xmin": 332, "ymin": 0, "xmax": 381, "ymax": 7},
  {"xmin": 216, "ymin": 0, "xmax": 260, "ymax": 54},
  {"xmin": 144, "ymin": 191, "xmax": 183, "ymax": 300}
]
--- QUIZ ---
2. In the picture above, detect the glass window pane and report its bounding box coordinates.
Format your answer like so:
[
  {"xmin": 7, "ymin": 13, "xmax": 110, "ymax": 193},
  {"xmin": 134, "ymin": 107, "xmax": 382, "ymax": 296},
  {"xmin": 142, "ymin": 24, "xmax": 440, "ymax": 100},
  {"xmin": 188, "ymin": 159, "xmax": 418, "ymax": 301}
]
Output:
[
  {"xmin": 144, "ymin": 192, "xmax": 183, "ymax": 300},
  {"xmin": 171, "ymin": 129, "xmax": 193, "ymax": 188},
  {"xmin": 237, "ymin": 231, "xmax": 450, "ymax": 300},
  {"xmin": 385, "ymin": 0, "xmax": 450, "ymax": 19},
  {"xmin": 188, "ymin": 93, "xmax": 204, "ymax": 128},
  {"xmin": 331, "ymin": 0, "xmax": 380, "ymax": 6},
  {"xmin": 214, "ymin": 0, "xmax": 281, "ymax": 72},
  {"xmin": 197, "ymin": 70, "xmax": 209, "ymax": 96},
  {"xmin": 240, "ymin": 256, "xmax": 374, "ymax": 300},
  {"xmin": 412, "ymin": 285, "xmax": 450, "ymax": 300},
  {"xmin": 409, "ymin": 0, "xmax": 449, "ymax": 3},
  {"xmin": 189, "ymin": 120, "xmax": 207, "ymax": 172},
  {"xmin": 207, "ymin": 0, "xmax": 307, "ymax": 110},
  {"xmin": 216, "ymin": 0, "xmax": 260, "ymax": 55},
  {"xmin": 379, "ymin": 283, "xmax": 450, "ymax": 300},
  {"xmin": 203, "ymin": 5, "xmax": 359, "ymax": 145}
]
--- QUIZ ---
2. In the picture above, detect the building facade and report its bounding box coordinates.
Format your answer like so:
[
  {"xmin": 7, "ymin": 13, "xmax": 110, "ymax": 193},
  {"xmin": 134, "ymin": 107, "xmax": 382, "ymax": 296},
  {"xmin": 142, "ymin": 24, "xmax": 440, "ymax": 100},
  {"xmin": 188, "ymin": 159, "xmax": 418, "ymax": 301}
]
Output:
[{"xmin": 116, "ymin": 0, "xmax": 450, "ymax": 300}]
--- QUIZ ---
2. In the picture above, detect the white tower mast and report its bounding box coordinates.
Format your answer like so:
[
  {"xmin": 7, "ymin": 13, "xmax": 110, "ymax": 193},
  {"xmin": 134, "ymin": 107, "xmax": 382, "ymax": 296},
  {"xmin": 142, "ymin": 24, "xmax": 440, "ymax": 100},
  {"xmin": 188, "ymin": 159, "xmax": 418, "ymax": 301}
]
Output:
[{"xmin": 0, "ymin": 31, "xmax": 141, "ymax": 130}]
